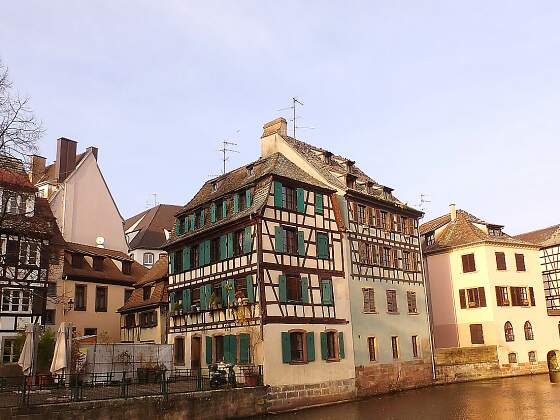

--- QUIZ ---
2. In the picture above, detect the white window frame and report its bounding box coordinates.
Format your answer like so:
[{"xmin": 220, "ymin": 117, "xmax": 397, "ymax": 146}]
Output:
[
  {"xmin": 2, "ymin": 338, "xmax": 19, "ymax": 364},
  {"xmin": 1, "ymin": 288, "xmax": 32, "ymax": 313},
  {"xmin": 143, "ymin": 252, "xmax": 155, "ymax": 266}
]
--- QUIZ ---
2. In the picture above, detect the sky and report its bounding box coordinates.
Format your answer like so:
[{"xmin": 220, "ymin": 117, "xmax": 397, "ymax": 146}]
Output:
[{"xmin": 1, "ymin": 1, "xmax": 559, "ymax": 234}]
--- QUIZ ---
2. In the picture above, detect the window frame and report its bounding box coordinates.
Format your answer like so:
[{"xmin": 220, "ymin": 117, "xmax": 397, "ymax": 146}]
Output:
[
  {"xmin": 504, "ymin": 321, "xmax": 515, "ymax": 342},
  {"xmin": 462, "ymin": 253, "xmax": 476, "ymax": 273},
  {"xmin": 391, "ymin": 336, "xmax": 400, "ymax": 359},
  {"xmin": 74, "ymin": 284, "xmax": 87, "ymax": 311},
  {"xmin": 286, "ymin": 275, "xmax": 302, "ymax": 303},
  {"xmin": 495, "ymin": 252, "xmax": 506, "ymax": 271},
  {"xmin": 412, "ymin": 335, "xmax": 420, "ymax": 358},
  {"xmin": 95, "ymin": 286, "xmax": 108, "ymax": 312},
  {"xmin": 289, "ymin": 330, "xmax": 306, "ymax": 364},
  {"xmin": 367, "ymin": 337, "xmax": 377, "ymax": 362},
  {"xmin": 362, "ymin": 288, "xmax": 376, "ymax": 313},
  {"xmin": 386, "ymin": 289, "xmax": 398, "ymax": 314},
  {"xmin": 407, "ymin": 291, "xmax": 418, "ymax": 314},
  {"xmin": 143, "ymin": 252, "xmax": 155, "ymax": 266},
  {"xmin": 515, "ymin": 253, "xmax": 526, "ymax": 272}
]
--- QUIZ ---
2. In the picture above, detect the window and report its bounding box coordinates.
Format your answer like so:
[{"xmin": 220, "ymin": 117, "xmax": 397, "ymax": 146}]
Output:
[
  {"xmin": 45, "ymin": 309, "xmax": 55, "ymax": 325},
  {"xmin": 289, "ymin": 332, "xmax": 305, "ymax": 362},
  {"xmin": 515, "ymin": 253, "xmax": 526, "ymax": 271},
  {"xmin": 93, "ymin": 256, "xmax": 104, "ymax": 271},
  {"xmin": 524, "ymin": 321, "xmax": 534, "ymax": 340},
  {"xmin": 125, "ymin": 313, "xmax": 135, "ymax": 328},
  {"xmin": 143, "ymin": 286, "xmax": 152, "ymax": 300},
  {"xmin": 1, "ymin": 289, "xmax": 31, "ymax": 313},
  {"xmin": 233, "ymin": 229, "xmax": 244, "ymax": 257},
  {"xmin": 19, "ymin": 241, "xmax": 38, "ymax": 266},
  {"xmin": 285, "ymin": 227, "xmax": 298, "ymax": 255},
  {"xmin": 508, "ymin": 353, "xmax": 517, "ymax": 364},
  {"xmin": 412, "ymin": 336, "xmax": 419, "ymax": 358},
  {"xmin": 175, "ymin": 249, "xmax": 184, "ymax": 272},
  {"xmin": 426, "ymin": 232, "xmax": 435, "ymax": 246},
  {"xmin": 95, "ymin": 287, "xmax": 108, "ymax": 312},
  {"xmin": 488, "ymin": 227, "xmax": 502, "ymax": 237},
  {"xmin": 286, "ymin": 276, "xmax": 302, "ymax": 302},
  {"xmin": 5, "ymin": 239, "xmax": 18, "ymax": 265},
  {"xmin": 511, "ymin": 287, "xmax": 529, "ymax": 307},
  {"xmin": 368, "ymin": 244, "xmax": 378, "ymax": 265},
  {"xmin": 140, "ymin": 311, "xmax": 157, "ymax": 327},
  {"xmin": 75, "ymin": 285, "xmax": 86, "ymax": 311},
  {"xmin": 215, "ymin": 335, "xmax": 225, "ymax": 362},
  {"xmin": 47, "ymin": 282, "xmax": 57, "ymax": 297},
  {"xmin": 386, "ymin": 290, "xmax": 398, "ymax": 313},
  {"xmin": 367, "ymin": 337, "xmax": 377, "ymax": 361},
  {"xmin": 363, "ymin": 288, "xmax": 376, "ymax": 313},
  {"xmin": 124, "ymin": 289, "xmax": 133, "ymax": 304},
  {"xmin": 143, "ymin": 252, "xmax": 154, "ymax": 266},
  {"xmin": 358, "ymin": 241, "xmax": 368, "ymax": 263},
  {"xmin": 357, "ymin": 205, "xmax": 366, "ymax": 224},
  {"xmin": 211, "ymin": 238, "xmax": 220, "ymax": 263},
  {"xmin": 391, "ymin": 336, "xmax": 399, "ymax": 359},
  {"xmin": 403, "ymin": 251, "xmax": 411, "ymax": 271},
  {"xmin": 320, "ymin": 278, "xmax": 333, "ymax": 305},
  {"xmin": 459, "ymin": 287, "xmax": 486, "ymax": 308},
  {"xmin": 528, "ymin": 351, "xmax": 537, "ymax": 363},
  {"xmin": 2, "ymin": 339, "xmax": 18, "ymax": 364},
  {"xmin": 504, "ymin": 322, "xmax": 514, "ymax": 342},
  {"xmin": 401, "ymin": 217, "xmax": 408, "ymax": 234},
  {"xmin": 122, "ymin": 261, "xmax": 132, "ymax": 275},
  {"xmin": 495, "ymin": 252, "xmax": 506, "ymax": 271},
  {"xmin": 495, "ymin": 286, "xmax": 510, "ymax": 306},
  {"xmin": 316, "ymin": 232, "xmax": 329, "ymax": 259},
  {"xmin": 470, "ymin": 324, "xmax": 484, "ymax": 344},
  {"xmin": 235, "ymin": 277, "xmax": 247, "ymax": 300},
  {"xmin": 84, "ymin": 328, "xmax": 97, "ymax": 336},
  {"xmin": 282, "ymin": 186, "xmax": 296, "ymax": 210},
  {"xmin": 407, "ymin": 291, "xmax": 418, "ymax": 314},
  {"xmin": 174, "ymin": 337, "xmax": 185, "ymax": 365},
  {"xmin": 462, "ymin": 253, "xmax": 476, "ymax": 273},
  {"xmin": 71, "ymin": 254, "xmax": 83, "ymax": 268},
  {"xmin": 381, "ymin": 247, "xmax": 391, "ymax": 267},
  {"xmin": 326, "ymin": 331, "xmax": 338, "ymax": 360}
]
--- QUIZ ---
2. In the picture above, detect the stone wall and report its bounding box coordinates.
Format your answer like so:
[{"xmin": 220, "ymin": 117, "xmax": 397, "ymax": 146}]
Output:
[
  {"xmin": 267, "ymin": 378, "xmax": 356, "ymax": 412},
  {"xmin": 355, "ymin": 360, "xmax": 434, "ymax": 398},
  {"xmin": 434, "ymin": 346, "xmax": 548, "ymax": 384},
  {"xmin": 2, "ymin": 387, "xmax": 268, "ymax": 420}
]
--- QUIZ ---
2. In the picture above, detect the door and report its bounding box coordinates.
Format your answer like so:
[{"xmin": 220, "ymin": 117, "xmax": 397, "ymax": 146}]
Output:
[{"xmin": 191, "ymin": 336, "xmax": 201, "ymax": 369}]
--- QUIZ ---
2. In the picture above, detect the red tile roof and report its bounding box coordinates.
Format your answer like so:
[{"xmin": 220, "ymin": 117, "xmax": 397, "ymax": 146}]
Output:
[
  {"xmin": 118, "ymin": 256, "xmax": 168, "ymax": 312},
  {"xmin": 514, "ymin": 225, "xmax": 560, "ymax": 248}
]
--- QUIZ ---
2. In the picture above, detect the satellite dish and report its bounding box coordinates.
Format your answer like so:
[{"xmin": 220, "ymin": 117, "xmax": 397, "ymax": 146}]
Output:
[{"xmin": 96, "ymin": 236, "xmax": 105, "ymax": 248}]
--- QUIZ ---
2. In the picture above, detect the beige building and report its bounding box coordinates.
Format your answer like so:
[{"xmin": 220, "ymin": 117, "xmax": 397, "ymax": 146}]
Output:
[
  {"xmin": 46, "ymin": 242, "xmax": 147, "ymax": 341},
  {"xmin": 118, "ymin": 255, "xmax": 169, "ymax": 343},
  {"xmin": 421, "ymin": 205, "xmax": 560, "ymax": 367},
  {"xmin": 30, "ymin": 137, "xmax": 128, "ymax": 253}
]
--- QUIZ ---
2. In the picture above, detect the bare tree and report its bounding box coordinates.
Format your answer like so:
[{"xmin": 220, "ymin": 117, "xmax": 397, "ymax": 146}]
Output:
[{"xmin": 0, "ymin": 59, "xmax": 43, "ymax": 162}]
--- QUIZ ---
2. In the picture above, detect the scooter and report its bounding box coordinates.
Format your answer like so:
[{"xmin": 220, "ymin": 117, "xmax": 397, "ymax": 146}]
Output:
[{"xmin": 209, "ymin": 364, "xmax": 227, "ymax": 389}]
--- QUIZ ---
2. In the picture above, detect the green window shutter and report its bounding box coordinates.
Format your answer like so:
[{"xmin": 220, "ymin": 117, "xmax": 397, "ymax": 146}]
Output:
[
  {"xmin": 205, "ymin": 336, "xmax": 213, "ymax": 365},
  {"xmin": 228, "ymin": 279, "xmax": 235, "ymax": 304},
  {"xmin": 199, "ymin": 243, "xmax": 206, "ymax": 267},
  {"xmin": 275, "ymin": 226, "xmax": 285, "ymax": 253},
  {"xmin": 175, "ymin": 219, "xmax": 180, "ymax": 236},
  {"xmin": 233, "ymin": 193, "xmax": 239, "ymax": 213},
  {"xmin": 317, "ymin": 233, "xmax": 329, "ymax": 259},
  {"xmin": 321, "ymin": 279, "xmax": 333, "ymax": 305},
  {"xmin": 281, "ymin": 332, "xmax": 291, "ymax": 363},
  {"xmin": 320, "ymin": 332, "xmax": 328, "ymax": 360},
  {"xmin": 279, "ymin": 275, "xmax": 287, "ymax": 303},
  {"xmin": 315, "ymin": 193, "xmax": 324, "ymax": 215},
  {"xmin": 227, "ymin": 232, "xmax": 234, "ymax": 258},
  {"xmin": 246, "ymin": 275, "xmax": 255, "ymax": 303},
  {"xmin": 200, "ymin": 286, "xmax": 207, "ymax": 310},
  {"xmin": 169, "ymin": 252, "xmax": 175, "ymax": 275},
  {"xmin": 224, "ymin": 335, "xmax": 231, "ymax": 364},
  {"xmin": 168, "ymin": 291, "xmax": 176, "ymax": 311},
  {"xmin": 301, "ymin": 277, "xmax": 309, "ymax": 303},
  {"xmin": 200, "ymin": 209, "xmax": 205, "ymax": 227},
  {"xmin": 184, "ymin": 217, "xmax": 188, "ymax": 233},
  {"xmin": 338, "ymin": 332, "xmax": 345, "ymax": 359},
  {"xmin": 239, "ymin": 333, "xmax": 250, "ymax": 364},
  {"xmin": 297, "ymin": 231, "xmax": 305, "ymax": 256},
  {"xmin": 222, "ymin": 200, "xmax": 227, "ymax": 218},
  {"xmin": 274, "ymin": 181, "xmax": 283, "ymax": 208},
  {"xmin": 221, "ymin": 280, "xmax": 228, "ymax": 306},
  {"xmin": 245, "ymin": 189, "xmax": 252, "ymax": 208},
  {"xmin": 296, "ymin": 188, "xmax": 305, "ymax": 213},
  {"xmin": 205, "ymin": 240, "xmax": 211, "ymax": 265},
  {"xmin": 243, "ymin": 226, "xmax": 252, "ymax": 254},
  {"xmin": 211, "ymin": 204, "xmax": 217, "ymax": 223},
  {"xmin": 183, "ymin": 246, "xmax": 191, "ymax": 270},
  {"xmin": 182, "ymin": 289, "xmax": 191, "ymax": 312},
  {"xmin": 229, "ymin": 335, "xmax": 238, "ymax": 364},
  {"xmin": 220, "ymin": 235, "xmax": 227, "ymax": 260},
  {"xmin": 306, "ymin": 332, "xmax": 315, "ymax": 362}
]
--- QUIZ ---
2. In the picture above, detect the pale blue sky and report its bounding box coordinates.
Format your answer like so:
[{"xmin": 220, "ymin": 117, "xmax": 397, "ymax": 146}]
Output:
[{"xmin": 2, "ymin": 1, "xmax": 559, "ymax": 234}]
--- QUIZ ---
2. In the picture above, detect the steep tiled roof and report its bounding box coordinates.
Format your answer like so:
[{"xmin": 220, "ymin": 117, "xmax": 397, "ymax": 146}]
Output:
[
  {"xmin": 515, "ymin": 225, "xmax": 560, "ymax": 248},
  {"xmin": 66, "ymin": 242, "xmax": 134, "ymax": 261},
  {"xmin": 35, "ymin": 153, "xmax": 86, "ymax": 184},
  {"xmin": 125, "ymin": 204, "xmax": 181, "ymax": 251},
  {"xmin": 420, "ymin": 210, "xmax": 489, "ymax": 235},
  {"xmin": 0, "ymin": 168, "xmax": 36, "ymax": 192},
  {"xmin": 118, "ymin": 256, "xmax": 168, "ymax": 312},
  {"xmin": 422, "ymin": 210, "xmax": 536, "ymax": 253}
]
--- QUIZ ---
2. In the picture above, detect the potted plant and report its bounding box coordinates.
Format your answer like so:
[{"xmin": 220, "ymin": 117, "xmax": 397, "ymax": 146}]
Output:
[{"xmin": 243, "ymin": 366, "xmax": 259, "ymax": 387}]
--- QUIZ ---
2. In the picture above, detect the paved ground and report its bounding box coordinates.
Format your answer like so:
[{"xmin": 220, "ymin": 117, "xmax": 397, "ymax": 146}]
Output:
[{"xmin": 269, "ymin": 374, "xmax": 560, "ymax": 420}]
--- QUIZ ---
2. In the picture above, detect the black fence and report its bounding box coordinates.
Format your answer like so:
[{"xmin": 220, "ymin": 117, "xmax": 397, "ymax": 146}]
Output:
[{"xmin": 0, "ymin": 365, "xmax": 263, "ymax": 409}]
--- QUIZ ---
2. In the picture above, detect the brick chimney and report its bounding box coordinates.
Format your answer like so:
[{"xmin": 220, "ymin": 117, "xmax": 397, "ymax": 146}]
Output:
[
  {"xmin": 450, "ymin": 203, "xmax": 457, "ymax": 221},
  {"xmin": 55, "ymin": 137, "xmax": 78, "ymax": 182},
  {"xmin": 261, "ymin": 117, "xmax": 287, "ymax": 138},
  {"xmin": 87, "ymin": 146, "xmax": 98, "ymax": 161},
  {"xmin": 30, "ymin": 155, "xmax": 46, "ymax": 184}
]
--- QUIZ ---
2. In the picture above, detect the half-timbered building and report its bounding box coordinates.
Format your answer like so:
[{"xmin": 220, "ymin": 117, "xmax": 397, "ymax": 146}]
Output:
[
  {"xmin": 165, "ymin": 151, "xmax": 355, "ymax": 404},
  {"xmin": 259, "ymin": 118, "xmax": 434, "ymax": 396},
  {"xmin": 0, "ymin": 157, "xmax": 60, "ymax": 371}
]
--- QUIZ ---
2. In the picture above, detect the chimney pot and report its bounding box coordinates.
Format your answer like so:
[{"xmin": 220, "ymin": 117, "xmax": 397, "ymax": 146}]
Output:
[
  {"xmin": 262, "ymin": 117, "xmax": 287, "ymax": 138},
  {"xmin": 450, "ymin": 203, "xmax": 457, "ymax": 221}
]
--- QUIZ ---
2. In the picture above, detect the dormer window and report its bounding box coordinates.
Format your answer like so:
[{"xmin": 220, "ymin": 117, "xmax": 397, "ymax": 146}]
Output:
[
  {"xmin": 246, "ymin": 165, "xmax": 254, "ymax": 177},
  {"xmin": 211, "ymin": 181, "xmax": 219, "ymax": 192},
  {"xmin": 122, "ymin": 261, "xmax": 132, "ymax": 275},
  {"xmin": 346, "ymin": 174, "xmax": 357, "ymax": 189},
  {"xmin": 426, "ymin": 232, "xmax": 435, "ymax": 246},
  {"xmin": 143, "ymin": 286, "xmax": 152, "ymax": 300},
  {"xmin": 323, "ymin": 151, "xmax": 333, "ymax": 164},
  {"xmin": 488, "ymin": 227, "xmax": 502, "ymax": 237},
  {"xmin": 367, "ymin": 182, "xmax": 374, "ymax": 195},
  {"xmin": 93, "ymin": 256, "xmax": 104, "ymax": 271},
  {"xmin": 383, "ymin": 187, "xmax": 393, "ymax": 199},
  {"xmin": 345, "ymin": 159, "xmax": 355, "ymax": 172},
  {"xmin": 71, "ymin": 254, "xmax": 83, "ymax": 269}
]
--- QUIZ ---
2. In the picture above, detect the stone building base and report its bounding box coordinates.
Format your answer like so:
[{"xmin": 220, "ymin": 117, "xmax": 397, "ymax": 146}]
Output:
[{"xmin": 355, "ymin": 360, "xmax": 434, "ymax": 398}]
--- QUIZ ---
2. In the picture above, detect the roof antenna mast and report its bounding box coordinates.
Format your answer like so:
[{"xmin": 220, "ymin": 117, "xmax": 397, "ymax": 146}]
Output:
[
  {"xmin": 292, "ymin": 97, "xmax": 303, "ymax": 138},
  {"xmin": 219, "ymin": 140, "xmax": 239, "ymax": 175},
  {"xmin": 418, "ymin": 194, "xmax": 431, "ymax": 214}
]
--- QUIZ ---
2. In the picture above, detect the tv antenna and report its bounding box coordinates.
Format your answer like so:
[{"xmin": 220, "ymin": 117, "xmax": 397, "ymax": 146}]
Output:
[
  {"xmin": 145, "ymin": 192, "xmax": 159, "ymax": 209},
  {"xmin": 418, "ymin": 194, "xmax": 431, "ymax": 213},
  {"xmin": 218, "ymin": 139, "xmax": 239, "ymax": 175},
  {"xmin": 277, "ymin": 97, "xmax": 312, "ymax": 139}
]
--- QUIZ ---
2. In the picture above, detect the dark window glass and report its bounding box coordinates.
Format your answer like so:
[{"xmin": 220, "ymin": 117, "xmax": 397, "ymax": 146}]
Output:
[
  {"xmin": 93, "ymin": 256, "xmax": 104, "ymax": 271},
  {"xmin": 285, "ymin": 227, "xmax": 298, "ymax": 255},
  {"xmin": 504, "ymin": 322, "xmax": 515, "ymax": 342},
  {"xmin": 143, "ymin": 287, "xmax": 152, "ymax": 300},
  {"xmin": 211, "ymin": 238, "xmax": 220, "ymax": 263},
  {"xmin": 45, "ymin": 309, "xmax": 55, "ymax": 325},
  {"xmin": 326, "ymin": 331, "xmax": 337, "ymax": 360},
  {"xmin": 290, "ymin": 332, "xmax": 304, "ymax": 362},
  {"xmin": 84, "ymin": 328, "xmax": 97, "ymax": 336},
  {"xmin": 282, "ymin": 186, "xmax": 296, "ymax": 210},
  {"xmin": 125, "ymin": 314, "xmax": 135, "ymax": 328},
  {"xmin": 391, "ymin": 336, "xmax": 399, "ymax": 359},
  {"xmin": 412, "ymin": 336, "xmax": 419, "ymax": 358},
  {"xmin": 71, "ymin": 254, "xmax": 83, "ymax": 269},
  {"xmin": 286, "ymin": 276, "xmax": 302, "ymax": 302},
  {"xmin": 368, "ymin": 337, "xmax": 376, "ymax": 361},
  {"xmin": 524, "ymin": 321, "xmax": 534, "ymax": 340},
  {"xmin": 495, "ymin": 252, "xmax": 506, "ymax": 270},
  {"xmin": 75, "ymin": 285, "xmax": 86, "ymax": 311},
  {"xmin": 215, "ymin": 336, "xmax": 224, "ymax": 362},
  {"xmin": 122, "ymin": 261, "xmax": 132, "ymax": 275},
  {"xmin": 175, "ymin": 337, "xmax": 185, "ymax": 365},
  {"xmin": 233, "ymin": 230, "xmax": 244, "ymax": 256},
  {"xmin": 386, "ymin": 290, "xmax": 398, "ymax": 313},
  {"xmin": 407, "ymin": 291, "xmax": 417, "ymax": 313},
  {"xmin": 47, "ymin": 282, "xmax": 57, "ymax": 297},
  {"xmin": 95, "ymin": 287, "xmax": 107, "ymax": 312}
]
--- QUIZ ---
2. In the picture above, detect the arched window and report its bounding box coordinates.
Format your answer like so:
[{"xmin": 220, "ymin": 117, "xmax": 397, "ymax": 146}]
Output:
[
  {"xmin": 524, "ymin": 321, "xmax": 534, "ymax": 340},
  {"xmin": 504, "ymin": 321, "xmax": 515, "ymax": 342}
]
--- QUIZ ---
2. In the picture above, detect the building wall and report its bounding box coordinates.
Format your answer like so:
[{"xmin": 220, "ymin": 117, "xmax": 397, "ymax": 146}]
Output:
[
  {"xmin": 128, "ymin": 248, "xmax": 167, "ymax": 267},
  {"xmin": 49, "ymin": 153, "xmax": 127, "ymax": 252},
  {"xmin": 120, "ymin": 307, "xmax": 167, "ymax": 343}
]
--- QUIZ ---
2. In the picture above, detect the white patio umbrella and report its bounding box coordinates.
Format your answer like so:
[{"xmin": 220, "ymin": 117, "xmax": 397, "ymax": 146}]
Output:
[
  {"xmin": 18, "ymin": 323, "xmax": 39, "ymax": 376},
  {"xmin": 50, "ymin": 322, "xmax": 72, "ymax": 376}
]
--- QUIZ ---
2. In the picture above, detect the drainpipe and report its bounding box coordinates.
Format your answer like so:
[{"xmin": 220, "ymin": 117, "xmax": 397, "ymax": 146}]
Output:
[{"xmin": 417, "ymin": 221, "xmax": 437, "ymax": 380}]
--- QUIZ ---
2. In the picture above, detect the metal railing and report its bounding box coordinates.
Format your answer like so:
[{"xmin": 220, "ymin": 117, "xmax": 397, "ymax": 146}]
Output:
[{"xmin": 0, "ymin": 365, "xmax": 263, "ymax": 408}]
